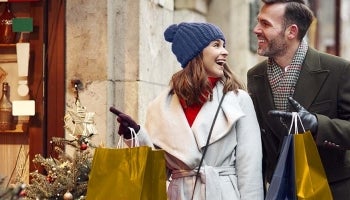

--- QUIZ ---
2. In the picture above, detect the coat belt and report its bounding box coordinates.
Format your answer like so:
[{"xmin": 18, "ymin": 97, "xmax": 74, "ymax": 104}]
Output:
[{"xmin": 171, "ymin": 165, "xmax": 236, "ymax": 200}]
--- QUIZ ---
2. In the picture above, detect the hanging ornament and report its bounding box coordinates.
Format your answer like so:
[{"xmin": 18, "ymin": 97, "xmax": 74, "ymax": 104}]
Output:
[
  {"xmin": 64, "ymin": 81, "xmax": 97, "ymax": 147},
  {"xmin": 80, "ymin": 142, "xmax": 88, "ymax": 150},
  {"xmin": 19, "ymin": 190, "xmax": 26, "ymax": 197},
  {"xmin": 63, "ymin": 191, "xmax": 73, "ymax": 200}
]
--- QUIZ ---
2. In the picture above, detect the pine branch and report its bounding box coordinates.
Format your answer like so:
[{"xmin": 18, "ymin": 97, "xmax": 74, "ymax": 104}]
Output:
[{"xmin": 19, "ymin": 101, "xmax": 97, "ymax": 199}]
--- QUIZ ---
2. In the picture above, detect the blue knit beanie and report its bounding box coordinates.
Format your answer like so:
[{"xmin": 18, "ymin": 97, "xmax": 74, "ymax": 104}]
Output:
[{"xmin": 164, "ymin": 22, "xmax": 226, "ymax": 68}]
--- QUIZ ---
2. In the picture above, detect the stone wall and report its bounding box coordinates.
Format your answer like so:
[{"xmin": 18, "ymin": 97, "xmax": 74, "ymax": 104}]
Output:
[
  {"xmin": 65, "ymin": 0, "xmax": 259, "ymax": 146},
  {"xmin": 66, "ymin": 0, "xmax": 108, "ymax": 146}
]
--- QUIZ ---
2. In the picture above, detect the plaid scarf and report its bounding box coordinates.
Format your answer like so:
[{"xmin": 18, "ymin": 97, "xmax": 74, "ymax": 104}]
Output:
[{"xmin": 267, "ymin": 40, "xmax": 308, "ymax": 111}]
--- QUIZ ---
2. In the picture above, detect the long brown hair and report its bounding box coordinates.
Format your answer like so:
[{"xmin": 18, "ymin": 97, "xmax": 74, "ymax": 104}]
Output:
[{"xmin": 170, "ymin": 54, "xmax": 245, "ymax": 106}]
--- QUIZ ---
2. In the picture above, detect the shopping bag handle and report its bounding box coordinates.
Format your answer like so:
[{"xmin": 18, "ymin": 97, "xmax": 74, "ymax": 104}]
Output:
[
  {"xmin": 288, "ymin": 112, "xmax": 306, "ymax": 134},
  {"xmin": 117, "ymin": 127, "xmax": 140, "ymax": 148}
]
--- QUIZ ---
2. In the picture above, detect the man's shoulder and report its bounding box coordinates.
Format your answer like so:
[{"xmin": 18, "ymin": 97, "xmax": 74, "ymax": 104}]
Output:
[
  {"xmin": 308, "ymin": 48, "xmax": 350, "ymax": 65},
  {"xmin": 248, "ymin": 60, "xmax": 268, "ymax": 76}
]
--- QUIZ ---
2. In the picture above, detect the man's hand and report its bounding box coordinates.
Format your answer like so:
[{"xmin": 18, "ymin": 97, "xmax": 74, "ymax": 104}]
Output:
[
  {"xmin": 110, "ymin": 107, "xmax": 140, "ymax": 139},
  {"xmin": 268, "ymin": 97, "xmax": 318, "ymax": 135}
]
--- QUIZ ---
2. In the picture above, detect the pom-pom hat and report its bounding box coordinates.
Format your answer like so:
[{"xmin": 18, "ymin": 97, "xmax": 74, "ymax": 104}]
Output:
[{"xmin": 164, "ymin": 22, "xmax": 226, "ymax": 68}]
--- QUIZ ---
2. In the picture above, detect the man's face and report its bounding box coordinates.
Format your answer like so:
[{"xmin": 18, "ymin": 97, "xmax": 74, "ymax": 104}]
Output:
[{"xmin": 253, "ymin": 3, "xmax": 288, "ymax": 58}]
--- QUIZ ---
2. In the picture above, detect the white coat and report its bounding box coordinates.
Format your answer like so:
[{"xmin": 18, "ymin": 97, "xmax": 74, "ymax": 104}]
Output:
[{"xmin": 136, "ymin": 82, "xmax": 263, "ymax": 200}]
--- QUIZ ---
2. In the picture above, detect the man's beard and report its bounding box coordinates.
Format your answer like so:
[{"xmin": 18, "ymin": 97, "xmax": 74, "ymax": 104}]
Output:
[{"xmin": 258, "ymin": 35, "xmax": 287, "ymax": 58}]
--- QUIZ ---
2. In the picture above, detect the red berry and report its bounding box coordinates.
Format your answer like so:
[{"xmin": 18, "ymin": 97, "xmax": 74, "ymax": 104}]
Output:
[
  {"xmin": 46, "ymin": 176, "xmax": 54, "ymax": 183},
  {"xmin": 19, "ymin": 190, "xmax": 26, "ymax": 197},
  {"xmin": 80, "ymin": 143, "xmax": 88, "ymax": 150}
]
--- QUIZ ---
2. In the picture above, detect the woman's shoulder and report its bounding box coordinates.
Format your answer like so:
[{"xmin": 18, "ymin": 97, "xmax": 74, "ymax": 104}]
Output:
[
  {"xmin": 225, "ymin": 89, "xmax": 254, "ymax": 108},
  {"xmin": 228, "ymin": 89, "xmax": 251, "ymax": 99},
  {"xmin": 148, "ymin": 87, "xmax": 175, "ymax": 106}
]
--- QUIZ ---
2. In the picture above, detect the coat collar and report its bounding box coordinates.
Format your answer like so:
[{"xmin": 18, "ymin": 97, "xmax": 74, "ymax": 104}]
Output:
[
  {"xmin": 251, "ymin": 48, "xmax": 329, "ymax": 136},
  {"xmin": 192, "ymin": 83, "xmax": 244, "ymax": 148},
  {"xmin": 252, "ymin": 48, "xmax": 329, "ymax": 110},
  {"xmin": 293, "ymin": 48, "xmax": 330, "ymax": 109},
  {"xmin": 147, "ymin": 83, "xmax": 245, "ymax": 152}
]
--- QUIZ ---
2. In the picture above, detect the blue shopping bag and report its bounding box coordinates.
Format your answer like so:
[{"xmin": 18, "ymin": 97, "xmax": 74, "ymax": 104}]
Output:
[{"xmin": 265, "ymin": 134, "xmax": 296, "ymax": 200}]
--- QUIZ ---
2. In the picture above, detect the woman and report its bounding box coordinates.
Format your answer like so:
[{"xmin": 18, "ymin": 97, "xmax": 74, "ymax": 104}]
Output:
[{"xmin": 113, "ymin": 22, "xmax": 263, "ymax": 200}]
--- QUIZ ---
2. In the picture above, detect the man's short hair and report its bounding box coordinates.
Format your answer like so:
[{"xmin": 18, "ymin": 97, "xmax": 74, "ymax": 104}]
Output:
[{"xmin": 262, "ymin": 0, "xmax": 306, "ymax": 4}]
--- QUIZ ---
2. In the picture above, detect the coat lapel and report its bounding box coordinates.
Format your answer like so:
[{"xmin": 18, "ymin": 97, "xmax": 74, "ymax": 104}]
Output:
[
  {"xmin": 293, "ymin": 48, "xmax": 329, "ymax": 110},
  {"xmin": 192, "ymin": 83, "xmax": 244, "ymax": 149},
  {"xmin": 250, "ymin": 64, "xmax": 287, "ymax": 137},
  {"xmin": 251, "ymin": 69, "xmax": 275, "ymax": 120},
  {"xmin": 250, "ymin": 48, "xmax": 330, "ymax": 138}
]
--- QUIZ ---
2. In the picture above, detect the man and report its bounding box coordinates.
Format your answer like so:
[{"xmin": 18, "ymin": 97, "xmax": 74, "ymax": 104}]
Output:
[{"xmin": 247, "ymin": 0, "xmax": 350, "ymax": 199}]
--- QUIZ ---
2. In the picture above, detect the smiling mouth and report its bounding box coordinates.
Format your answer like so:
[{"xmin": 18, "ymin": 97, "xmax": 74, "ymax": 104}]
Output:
[
  {"xmin": 216, "ymin": 60, "xmax": 226, "ymax": 66},
  {"xmin": 257, "ymin": 36, "xmax": 267, "ymax": 44}
]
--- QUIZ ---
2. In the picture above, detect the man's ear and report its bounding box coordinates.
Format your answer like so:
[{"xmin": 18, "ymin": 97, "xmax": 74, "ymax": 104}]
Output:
[{"xmin": 286, "ymin": 24, "xmax": 298, "ymax": 40}]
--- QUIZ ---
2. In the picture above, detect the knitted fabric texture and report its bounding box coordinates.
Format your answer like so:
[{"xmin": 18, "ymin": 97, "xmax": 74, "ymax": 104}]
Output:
[
  {"xmin": 267, "ymin": 39, "xmax": 308, "ymax": 111},
  {"xmin": 164, "ymin": 22, "xmax": 225, "ymax": 68}
]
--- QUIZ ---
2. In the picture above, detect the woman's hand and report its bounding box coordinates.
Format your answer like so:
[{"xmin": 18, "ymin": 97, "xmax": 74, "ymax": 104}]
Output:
[{"xmin": 110, "ymin": 107, "xmax": 140, "ymax": 139}]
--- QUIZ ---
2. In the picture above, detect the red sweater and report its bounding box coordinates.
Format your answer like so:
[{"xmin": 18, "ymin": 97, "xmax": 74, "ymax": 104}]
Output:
[{"xmin": 179, "ymin": 77, "xmax": 220, "ymax": 126}]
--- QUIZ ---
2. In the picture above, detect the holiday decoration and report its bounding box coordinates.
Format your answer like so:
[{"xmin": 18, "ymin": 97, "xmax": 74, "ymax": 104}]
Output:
[
  {"xmin": 21, "ymin": 97, "xmax": 97, "ymax": 199},
  {"xmin": 63, "ymin": 191, "xmax": 73, "ymax": 200},
  {"xmin": 0, "ymin": 175, "xmax": 26, "ymax": 199}
]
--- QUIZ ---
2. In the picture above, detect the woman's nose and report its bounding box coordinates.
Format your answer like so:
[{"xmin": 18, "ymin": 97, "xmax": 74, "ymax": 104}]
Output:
[{"xmin": 221, "ymin": 48, "xmax": 228, "ymax": 56}]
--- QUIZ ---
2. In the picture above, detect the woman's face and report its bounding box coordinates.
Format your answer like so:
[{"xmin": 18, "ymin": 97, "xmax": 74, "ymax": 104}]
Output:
[{"xmin": 202, "ymin": 39, "xmax": 228, "ymax": 78}]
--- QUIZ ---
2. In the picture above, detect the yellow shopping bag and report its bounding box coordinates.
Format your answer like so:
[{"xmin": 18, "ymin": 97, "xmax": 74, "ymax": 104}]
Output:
[
  {"xmin": 266, "ymin": 112, "xmax": 333, "ymax": 200},
  {"xmin": 294, "ymin": 131, "xmax": 333, "ymax": 200},
  {"xmin": 86, "ymin": 146, "xmax": 167, "ymax": 200}
]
